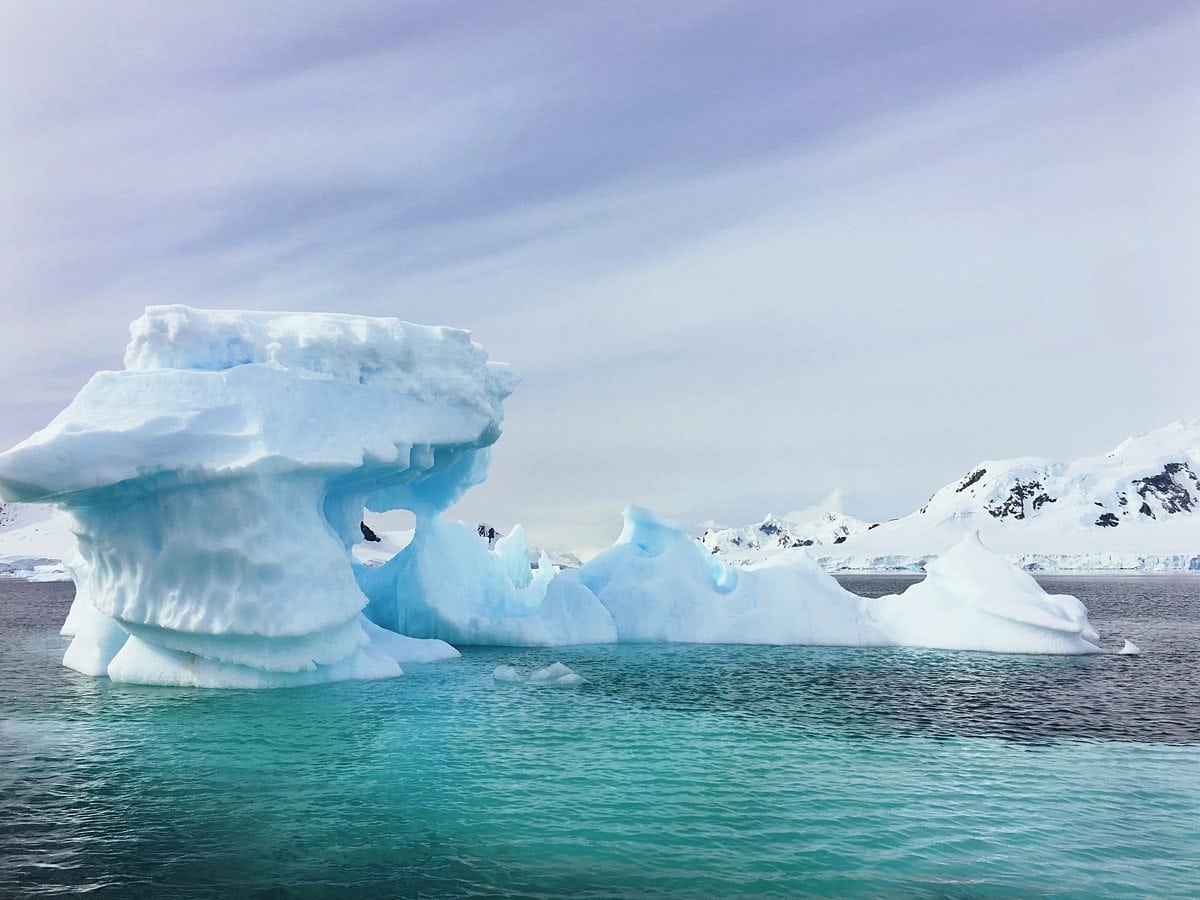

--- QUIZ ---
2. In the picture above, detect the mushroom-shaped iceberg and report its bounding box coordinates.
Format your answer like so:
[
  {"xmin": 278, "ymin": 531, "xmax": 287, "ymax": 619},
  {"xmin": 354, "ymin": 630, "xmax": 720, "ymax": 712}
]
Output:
[{"xmin": 0, "ymin": 306, "xmax": 516, "ymax": 686}]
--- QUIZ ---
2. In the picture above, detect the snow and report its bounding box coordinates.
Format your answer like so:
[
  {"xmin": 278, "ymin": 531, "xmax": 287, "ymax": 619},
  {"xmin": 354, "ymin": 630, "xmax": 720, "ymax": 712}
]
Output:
[
  {"xmin": 702, "ymin": 491, "xmax": 873, "ymax": 562},
  {"xmin": 0, "ymin": 306, "xmax": 512, "ymax": 687},
  {"xmin": 0, "ymin": 504, "xmax": 74, "ymax": 580}
]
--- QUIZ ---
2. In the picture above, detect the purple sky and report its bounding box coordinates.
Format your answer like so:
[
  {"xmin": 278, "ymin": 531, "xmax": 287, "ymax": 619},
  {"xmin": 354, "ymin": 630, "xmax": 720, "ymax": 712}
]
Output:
[{"xmin": 2, "ymin": 1, "xmax": 1198, "ymax": 552}]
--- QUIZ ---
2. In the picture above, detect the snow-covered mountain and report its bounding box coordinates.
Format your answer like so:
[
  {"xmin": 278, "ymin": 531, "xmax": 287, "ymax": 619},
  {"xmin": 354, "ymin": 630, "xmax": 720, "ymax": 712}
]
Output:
[
  {"xmin": 713, "ymin": 421, "xmax": 1200, "ymax": 572},
  {"xmin": 0, "ymin": 503, "xmax": 74, "ymax": 579},
  {"xmin": 701, "ymin": 502, "xmax": 873, "ymax": 565}
]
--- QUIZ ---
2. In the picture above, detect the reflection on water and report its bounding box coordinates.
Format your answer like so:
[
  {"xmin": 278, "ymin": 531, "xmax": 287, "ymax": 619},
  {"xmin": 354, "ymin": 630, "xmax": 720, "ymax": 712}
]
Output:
[{"xmin": 1, "ymin": 575, "xmax": 1198, "ymax": 896}]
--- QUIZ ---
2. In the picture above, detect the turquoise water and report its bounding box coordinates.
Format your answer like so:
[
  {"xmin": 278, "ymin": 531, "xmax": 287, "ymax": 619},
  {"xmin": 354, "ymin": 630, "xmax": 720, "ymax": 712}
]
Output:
[{"xmin": 2, "ymin": 578, "xmax": 1199, "ymax": 897}]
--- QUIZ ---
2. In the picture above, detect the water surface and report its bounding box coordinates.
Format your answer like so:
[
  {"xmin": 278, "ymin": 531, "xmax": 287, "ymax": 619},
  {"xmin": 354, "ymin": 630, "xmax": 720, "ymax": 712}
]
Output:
[{"xmin": 1, "ymin": 576, "xmax": 1198, "ymax": 897}]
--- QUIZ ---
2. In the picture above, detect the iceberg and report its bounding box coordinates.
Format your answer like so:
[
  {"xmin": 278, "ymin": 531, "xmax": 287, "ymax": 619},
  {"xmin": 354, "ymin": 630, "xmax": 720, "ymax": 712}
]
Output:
[
  {"xmin": 0, "ymin": 306, "xmax": 508, "ymax": 686},
  {"xmin": 0, "ymin": 306, "xmax": 1111, "ymax": 689},
  {"xmin": 1119, "ymin": 639, "xmax": 1141, "ymax": 656}
]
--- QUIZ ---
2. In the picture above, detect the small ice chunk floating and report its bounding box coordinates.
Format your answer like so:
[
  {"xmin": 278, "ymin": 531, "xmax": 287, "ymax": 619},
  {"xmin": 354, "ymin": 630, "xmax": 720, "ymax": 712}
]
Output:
[
  {"xmin": 0, "ymin": 307, "xmax": 1108, "ymax": 688},
  {"xmin": 493, "ymin": 662, "xmax": 587, "ymax": 685}
]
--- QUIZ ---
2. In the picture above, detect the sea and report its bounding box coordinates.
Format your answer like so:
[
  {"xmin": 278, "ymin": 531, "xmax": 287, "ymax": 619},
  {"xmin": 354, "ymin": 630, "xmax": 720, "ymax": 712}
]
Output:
[{"xmin": 1, "ymin": 575, "xmax": 1198, "ymax": 897}]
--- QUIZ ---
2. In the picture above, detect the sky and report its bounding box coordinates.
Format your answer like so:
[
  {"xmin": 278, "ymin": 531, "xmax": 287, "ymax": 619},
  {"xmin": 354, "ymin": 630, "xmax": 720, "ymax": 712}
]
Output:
[{"xmin": 2, "ymin": 1, "xmax": 1198, "ymax": 554}]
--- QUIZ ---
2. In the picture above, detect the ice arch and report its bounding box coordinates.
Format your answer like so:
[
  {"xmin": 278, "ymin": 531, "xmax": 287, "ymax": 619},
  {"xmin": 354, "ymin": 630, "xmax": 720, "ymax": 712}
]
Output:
[{"xmin": 0, "ymin": 306, "xmax": 516, "ymax": 686}]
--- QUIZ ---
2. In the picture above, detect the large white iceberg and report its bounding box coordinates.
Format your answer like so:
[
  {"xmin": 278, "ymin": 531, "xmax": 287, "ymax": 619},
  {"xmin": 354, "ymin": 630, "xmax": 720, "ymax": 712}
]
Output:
[
  {"xmin": 0, "ymin": 306, "xmax": 510, "ymax": 686},
  {"xmin": 0, "ymin": 306, "xmax": 1109, "ymax": 689}
]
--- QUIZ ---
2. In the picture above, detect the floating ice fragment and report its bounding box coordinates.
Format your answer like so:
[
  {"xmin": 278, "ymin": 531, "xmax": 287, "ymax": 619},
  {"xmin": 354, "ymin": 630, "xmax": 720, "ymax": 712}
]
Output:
[
  {"xmin": 1118, "ymin": 639, "xmax": 1141, "ymax": 655},
  {"xmin": 528, "ymin": 661, "xmax": 585, "ymax": 684},
  {"xmin": 492, "ymin": 662, "xmax": 586, "ymax": 685},
  {"xmin": 492, "ymin": 664, "xmax": 523, "ymax": 683}
]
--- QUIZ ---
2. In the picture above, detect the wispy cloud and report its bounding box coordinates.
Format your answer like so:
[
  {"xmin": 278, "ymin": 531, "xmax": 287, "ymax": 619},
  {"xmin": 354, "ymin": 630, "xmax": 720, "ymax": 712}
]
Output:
[{"xmin": 2, "ymin": 2, "xmax": 1197, "ymax": 552}]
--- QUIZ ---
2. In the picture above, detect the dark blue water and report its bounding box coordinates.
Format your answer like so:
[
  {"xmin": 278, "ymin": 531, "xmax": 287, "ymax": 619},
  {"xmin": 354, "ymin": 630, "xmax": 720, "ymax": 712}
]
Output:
[{"xmin": 2, "ymin": 576, "xmax": 1198, "ymax": 897}]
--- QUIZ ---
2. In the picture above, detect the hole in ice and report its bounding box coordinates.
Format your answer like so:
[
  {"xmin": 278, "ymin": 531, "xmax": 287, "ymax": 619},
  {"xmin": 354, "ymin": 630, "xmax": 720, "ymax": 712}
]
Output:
[{"xmin": 354, "ymin": 509, "xmax": 415, "ymax": 565}]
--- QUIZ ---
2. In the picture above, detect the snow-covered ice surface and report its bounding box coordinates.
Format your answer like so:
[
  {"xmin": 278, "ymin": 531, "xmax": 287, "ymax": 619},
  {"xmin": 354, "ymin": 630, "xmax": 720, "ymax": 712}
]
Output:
[
  {"xmin": 573, "ymin": 506, "xmax": 879, "ymax": 646},
  {"xmin": 871, "ymin": 533, "xmax": 1101, "ymax": 654},
  {"xmin": 0, "ymin": 306, "xmax": 1122, "ymax": 688},
  {"xmin": 0, "ymin": 306, "xmax": 511, "ymax": 687}
]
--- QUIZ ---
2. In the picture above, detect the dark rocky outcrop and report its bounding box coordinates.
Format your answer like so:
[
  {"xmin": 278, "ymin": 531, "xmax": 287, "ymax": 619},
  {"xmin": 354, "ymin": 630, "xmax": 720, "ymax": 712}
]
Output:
[
  {"xmin": 986, "ymin": 479, "xmax": 1056, "ymax": 521},
  {"xmin": 1133, "ymin": 462, "xmax": 1198, "ymax": 515},
  {"xmin": 956, "ymin": 468, "xmax": 987, "ymax": 492}
]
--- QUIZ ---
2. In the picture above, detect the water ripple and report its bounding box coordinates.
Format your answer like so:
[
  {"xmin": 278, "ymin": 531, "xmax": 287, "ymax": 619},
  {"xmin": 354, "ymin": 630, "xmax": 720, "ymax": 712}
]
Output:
[{"xmin": 1, "ymin": 577, "xmax": 1199, "ymax": 896}]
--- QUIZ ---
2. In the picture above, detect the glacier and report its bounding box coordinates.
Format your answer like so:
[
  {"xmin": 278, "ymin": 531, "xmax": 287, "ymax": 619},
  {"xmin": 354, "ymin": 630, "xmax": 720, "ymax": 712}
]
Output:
[{"xmin": 0, "ymin": 306, "xmax": 1113, "ymax": 688}]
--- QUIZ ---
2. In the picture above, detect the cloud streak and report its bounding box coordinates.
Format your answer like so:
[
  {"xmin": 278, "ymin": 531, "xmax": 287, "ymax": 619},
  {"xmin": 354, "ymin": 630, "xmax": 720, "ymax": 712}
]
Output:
[{"xmin": 2, "ymin": 1, "xmax": 1198, "ymax": 552}]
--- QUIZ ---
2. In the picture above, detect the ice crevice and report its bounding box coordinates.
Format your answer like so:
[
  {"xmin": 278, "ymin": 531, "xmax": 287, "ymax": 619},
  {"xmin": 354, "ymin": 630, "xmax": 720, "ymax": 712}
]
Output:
[{"xmin": 0, "ymin": 306, "xmax": 1117, "ymax": 689}]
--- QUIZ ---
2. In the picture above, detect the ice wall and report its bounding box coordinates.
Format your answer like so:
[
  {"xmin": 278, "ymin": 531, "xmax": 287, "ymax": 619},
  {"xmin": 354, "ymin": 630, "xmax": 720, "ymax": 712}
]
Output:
[{"xmin": 0, "ymin": 306, "xmax": 513, "ymax": 686}]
